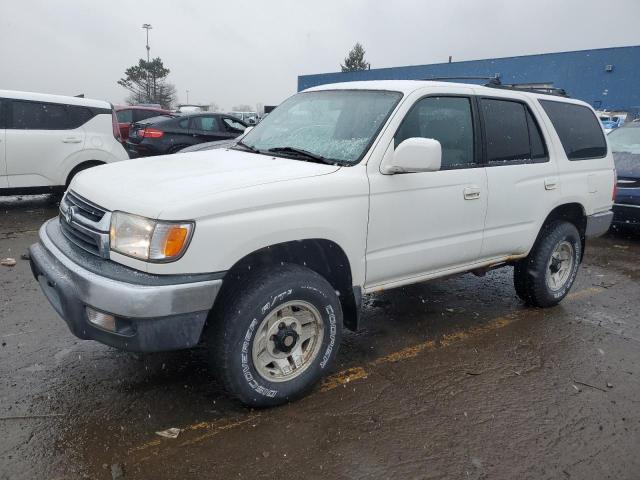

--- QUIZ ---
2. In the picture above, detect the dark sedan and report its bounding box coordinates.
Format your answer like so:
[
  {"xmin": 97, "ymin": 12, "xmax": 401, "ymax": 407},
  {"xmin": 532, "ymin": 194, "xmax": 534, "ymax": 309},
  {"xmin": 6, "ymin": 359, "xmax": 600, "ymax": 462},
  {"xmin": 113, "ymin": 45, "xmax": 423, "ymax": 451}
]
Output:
[
  {"xmin": 125, "ymin": 113, "xmax": 247, "ymax": 157},
  {"xmin": 609, "ymin": 123, "xmax": 640, "ymax": 228}
]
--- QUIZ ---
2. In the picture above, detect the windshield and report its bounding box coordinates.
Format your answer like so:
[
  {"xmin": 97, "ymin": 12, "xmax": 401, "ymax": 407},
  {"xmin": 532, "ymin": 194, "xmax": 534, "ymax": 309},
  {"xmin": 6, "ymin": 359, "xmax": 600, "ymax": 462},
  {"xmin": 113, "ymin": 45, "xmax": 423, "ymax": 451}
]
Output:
[
  {"xmin": 239, "ymin": 90, "xmax": 402, "ymax": 164},
  {"xmin": 608, "ymin": 126, "xmax": 640, "ymax": 154}
]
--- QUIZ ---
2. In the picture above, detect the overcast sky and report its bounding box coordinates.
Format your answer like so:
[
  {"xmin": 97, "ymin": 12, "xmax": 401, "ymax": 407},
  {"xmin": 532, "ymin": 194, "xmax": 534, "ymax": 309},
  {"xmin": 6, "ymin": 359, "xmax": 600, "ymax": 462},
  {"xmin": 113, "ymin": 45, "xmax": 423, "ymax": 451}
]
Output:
[{"xmin": 2, "ymin": 0, "xmax": 639, "ymax": 110}]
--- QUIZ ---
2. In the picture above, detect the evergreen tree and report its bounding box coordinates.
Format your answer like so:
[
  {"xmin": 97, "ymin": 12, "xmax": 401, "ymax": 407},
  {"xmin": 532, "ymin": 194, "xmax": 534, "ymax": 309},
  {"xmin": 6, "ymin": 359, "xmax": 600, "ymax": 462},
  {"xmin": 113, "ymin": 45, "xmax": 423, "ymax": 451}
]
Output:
[{"xmin": 341, "ymin": 42, "xmax": 370, "ymax": 72}]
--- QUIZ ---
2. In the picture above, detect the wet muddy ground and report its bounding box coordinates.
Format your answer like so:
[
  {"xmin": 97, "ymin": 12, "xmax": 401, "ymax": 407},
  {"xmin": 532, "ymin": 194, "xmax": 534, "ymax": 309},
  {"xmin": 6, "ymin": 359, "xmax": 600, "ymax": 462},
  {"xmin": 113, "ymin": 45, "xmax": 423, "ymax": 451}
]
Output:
[{"xmin": 1, "ymin": 195, "xmax": 639, "ymax": 479}]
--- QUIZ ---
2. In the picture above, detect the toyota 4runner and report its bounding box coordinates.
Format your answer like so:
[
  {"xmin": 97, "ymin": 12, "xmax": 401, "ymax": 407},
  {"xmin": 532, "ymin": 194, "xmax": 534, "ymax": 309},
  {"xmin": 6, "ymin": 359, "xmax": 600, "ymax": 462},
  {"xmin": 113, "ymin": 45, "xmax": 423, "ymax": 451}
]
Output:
[{"xmin": 29, "ymin": 81, "xmax": 615, "ymax": 406}]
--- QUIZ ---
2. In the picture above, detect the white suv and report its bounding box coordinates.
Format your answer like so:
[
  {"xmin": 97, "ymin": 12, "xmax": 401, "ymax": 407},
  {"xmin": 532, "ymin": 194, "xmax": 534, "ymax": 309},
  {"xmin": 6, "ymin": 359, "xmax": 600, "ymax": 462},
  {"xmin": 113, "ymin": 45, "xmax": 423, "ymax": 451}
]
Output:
[
  {"xmin": 30, "ymin": 81, "xmax": 615, "ymax": 406},
  {"xmin": 0, "ymin": 90, "xmax": 128, "ymax": 194}
]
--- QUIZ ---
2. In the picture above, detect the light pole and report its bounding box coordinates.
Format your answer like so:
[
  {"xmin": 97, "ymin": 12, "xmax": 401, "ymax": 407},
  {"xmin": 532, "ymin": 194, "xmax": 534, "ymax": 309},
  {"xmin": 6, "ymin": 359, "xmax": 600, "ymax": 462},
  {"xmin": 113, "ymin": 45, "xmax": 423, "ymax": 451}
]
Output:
[
  {"xmin": 142, "ymin": 24, "xmax": 153, "ymax": 102},
  {"xmin": 186, "ymin": 90, "xmax": 190, "ymax": 104},
  {"xmin": 142, "ymin": 24, "xmax": 152, "ymax": 62}
]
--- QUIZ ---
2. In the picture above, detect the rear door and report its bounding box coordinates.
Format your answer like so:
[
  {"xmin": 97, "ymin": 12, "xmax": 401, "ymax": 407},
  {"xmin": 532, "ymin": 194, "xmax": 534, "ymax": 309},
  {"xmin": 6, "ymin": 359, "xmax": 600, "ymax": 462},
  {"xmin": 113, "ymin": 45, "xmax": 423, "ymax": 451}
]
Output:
[
  {"xmin": 0, "ymin": 98, "xmax": 7, "ymax": 188},
  {"xmin": 189, "ymin": 115, "xmax": 229, "ymax": 142},
  {"xmin": 476, "ymin": 93, "xmax": 560, "ymax": 259},
  {"xmin": 6, "ymin": 100, "xmax": 86, "ymax": 188}
]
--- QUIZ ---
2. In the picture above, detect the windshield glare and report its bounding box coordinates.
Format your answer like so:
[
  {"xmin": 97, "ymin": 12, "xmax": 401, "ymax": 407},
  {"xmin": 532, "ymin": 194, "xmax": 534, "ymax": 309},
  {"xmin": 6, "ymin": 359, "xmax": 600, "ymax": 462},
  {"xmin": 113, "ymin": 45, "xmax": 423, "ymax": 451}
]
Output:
[
  {"xmin": 241, "ymin": 90, "xmax": 402, "ymax": 164},
  {"xmin": 608, "ymin": 127, "xmax": 640, "ymax": 154}
]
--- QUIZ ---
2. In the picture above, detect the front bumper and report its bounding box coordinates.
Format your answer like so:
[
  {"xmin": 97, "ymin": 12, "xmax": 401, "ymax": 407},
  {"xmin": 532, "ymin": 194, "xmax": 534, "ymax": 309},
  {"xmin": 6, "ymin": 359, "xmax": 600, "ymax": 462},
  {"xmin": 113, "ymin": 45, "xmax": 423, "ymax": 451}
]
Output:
[
  {"xmin": 30, "ymin": 219, "xmax": 223, "ymax": 352},
  {"xmin": 585, "ymin": 210, "xmax": 614, "ymax": 238}
]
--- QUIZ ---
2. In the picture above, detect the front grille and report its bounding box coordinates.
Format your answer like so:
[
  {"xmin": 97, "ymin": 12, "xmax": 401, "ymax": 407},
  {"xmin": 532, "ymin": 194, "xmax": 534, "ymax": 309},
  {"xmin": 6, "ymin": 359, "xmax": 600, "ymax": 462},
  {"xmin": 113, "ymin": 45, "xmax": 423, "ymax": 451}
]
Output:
[
  {"xmin": 64, "ymin": 190, "xmax": 107, "ymax": 222},
  {"xmin": 618, "ymin": 177, "xmax": 640, "ymax": 189},
  {"xmin": 59, "ymin": 191, "xmax": 110, "ymax": 258}
]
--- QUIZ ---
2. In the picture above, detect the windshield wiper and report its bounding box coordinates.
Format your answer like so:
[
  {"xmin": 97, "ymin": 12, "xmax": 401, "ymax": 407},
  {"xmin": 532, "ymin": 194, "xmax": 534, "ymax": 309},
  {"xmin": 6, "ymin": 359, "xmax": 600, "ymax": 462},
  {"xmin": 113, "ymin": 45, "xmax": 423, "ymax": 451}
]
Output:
[
  {"xmin": 233, "ymin": 140, "xmax": 260, "ymax": 153},
  {"xmin": 267, "ymin": 146, "xmax": 332, "ymax": 164}
]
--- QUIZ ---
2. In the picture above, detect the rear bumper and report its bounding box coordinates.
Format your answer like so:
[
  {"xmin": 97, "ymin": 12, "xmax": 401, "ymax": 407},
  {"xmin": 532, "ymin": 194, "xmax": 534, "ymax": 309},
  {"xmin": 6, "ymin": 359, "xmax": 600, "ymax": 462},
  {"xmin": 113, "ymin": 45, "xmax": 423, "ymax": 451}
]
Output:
[
  {"xmin": 30, "ymin": 219, "xmax": 223, "ymax": 352},
  {"xmin": 585, "ymin": 210, "xmax": 614, "ymax": 238},
  {"xmin": 613, "ymin": 203, "xmax": 640, "ymax": 225}
]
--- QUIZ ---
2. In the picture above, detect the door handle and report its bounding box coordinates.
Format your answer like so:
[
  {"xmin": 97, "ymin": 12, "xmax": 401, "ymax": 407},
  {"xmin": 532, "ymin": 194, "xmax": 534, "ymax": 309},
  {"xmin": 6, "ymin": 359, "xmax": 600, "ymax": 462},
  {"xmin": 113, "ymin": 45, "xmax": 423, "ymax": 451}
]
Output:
[
  {"xmin": 62, "ymin": 137, "xmax": 82, "ymax": 144},
  {"xmin": 544, "ymin": 177, "xmax": 559, "ymax": 190},
  {"xmin": 463, "ymin": 186, "xmax": 481, "ymax": 200}
]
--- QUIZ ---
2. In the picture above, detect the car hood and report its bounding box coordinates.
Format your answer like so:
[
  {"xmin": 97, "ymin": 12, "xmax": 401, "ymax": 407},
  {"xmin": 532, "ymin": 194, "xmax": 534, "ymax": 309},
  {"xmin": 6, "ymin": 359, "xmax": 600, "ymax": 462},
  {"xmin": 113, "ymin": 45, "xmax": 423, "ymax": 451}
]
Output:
[
  {"xmin": 71, "ymin": 149, "xmax": 341, "ymax": 219},
  {"xmin": 613, "ymin": 152, "xmax": 640, "ymax": 178}
]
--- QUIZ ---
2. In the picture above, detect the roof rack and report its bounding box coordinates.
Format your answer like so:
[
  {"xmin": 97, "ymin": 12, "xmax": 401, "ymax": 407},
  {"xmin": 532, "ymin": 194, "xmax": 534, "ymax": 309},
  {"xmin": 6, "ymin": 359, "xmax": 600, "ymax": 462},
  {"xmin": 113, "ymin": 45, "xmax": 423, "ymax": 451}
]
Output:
[
  {"xmin": 485, "ymin": 83, "xmax": 569, "ymax": 97},
  {"xmin": 423, "ymin": 76, "xmax": 501, "ymax": 85}
]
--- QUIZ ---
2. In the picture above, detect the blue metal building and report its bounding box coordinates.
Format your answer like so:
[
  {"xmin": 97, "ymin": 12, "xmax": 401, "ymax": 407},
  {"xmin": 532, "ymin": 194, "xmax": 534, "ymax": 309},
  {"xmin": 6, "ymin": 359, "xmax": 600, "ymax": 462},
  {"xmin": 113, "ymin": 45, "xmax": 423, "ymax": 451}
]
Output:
[{"xmin": 298, "ymin": 45, "xmax": 640, "ymax": 113}]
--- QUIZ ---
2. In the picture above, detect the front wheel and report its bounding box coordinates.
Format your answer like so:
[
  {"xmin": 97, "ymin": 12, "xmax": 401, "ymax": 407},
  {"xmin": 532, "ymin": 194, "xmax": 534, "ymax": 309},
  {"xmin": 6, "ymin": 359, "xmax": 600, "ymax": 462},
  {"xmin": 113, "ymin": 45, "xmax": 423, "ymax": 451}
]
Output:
[
  {"xmin": 514, "ymin": 220, "xmax": 582, "ymax": 307},
  {"xmin": 206, "ymin": 264, "xmax": 342, "ymax": 407}
]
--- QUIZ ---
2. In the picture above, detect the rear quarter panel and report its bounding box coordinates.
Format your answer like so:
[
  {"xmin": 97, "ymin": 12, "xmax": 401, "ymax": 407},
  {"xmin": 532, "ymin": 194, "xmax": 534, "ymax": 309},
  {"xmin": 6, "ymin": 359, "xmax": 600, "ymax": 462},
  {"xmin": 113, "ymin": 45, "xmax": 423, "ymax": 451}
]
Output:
[{"xmin": 535, "ymin": 99, "xmax": 615, "ymax": 217}]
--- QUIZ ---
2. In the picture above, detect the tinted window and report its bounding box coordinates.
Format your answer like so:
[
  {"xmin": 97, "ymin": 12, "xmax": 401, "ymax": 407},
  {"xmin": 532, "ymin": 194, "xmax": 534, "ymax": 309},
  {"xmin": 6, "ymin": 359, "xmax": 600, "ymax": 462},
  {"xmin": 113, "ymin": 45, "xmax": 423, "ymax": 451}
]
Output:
[
  {"xmin": 136, "ymin": 109, "xmax": 162, "ymax": 122},
  {"xmin": 12, "ymin": 101, "xmax": 68, "ymax": 130},
  {"xmin": 481, "ymin": 99, "xmax": 544, "ymax": 164},
  {"xmin": 68, "ymin": 106, "xmax": 94, "ymax": 128},
  {"xmin": 117, "ymin": 109, "xmax": 133, "ymax": 123},
  {"xmin": 526, "ymin": 109, "xmax": 547, "ymax": 160},
  {"xmin": 540, "ymin": 100, "xmax": 607, "ymax": 160},
  {"xmin": 395, "ymin": 96, "xmax": 475, "ymax": 168},
  {"xmin": 191, "ymin": 116, "xmax": 220, "ymax": 132},
  {"xmin": 0, "ymin": 98, "xmax": 5, "ymax": 129},
  {"xmin": 178, "ymin": 118, "xmax": 190, "ymax": 129}
]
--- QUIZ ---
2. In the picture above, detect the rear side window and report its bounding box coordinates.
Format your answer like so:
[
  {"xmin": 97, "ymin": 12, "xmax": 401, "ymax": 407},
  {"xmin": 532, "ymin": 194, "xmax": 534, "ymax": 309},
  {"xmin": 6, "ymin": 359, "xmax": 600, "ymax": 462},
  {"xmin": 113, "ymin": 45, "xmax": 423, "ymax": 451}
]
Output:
[
  {"xmin": 539, "ymin": 100, "xmax": 607, "ymax": 160},
  {"xmin": 481, "ymin": 99, "xmax": 548, "ymax": 164},
  {"xmin": 136, "ymin": 110, "xmax": 161, "ymax": 122},
  {"xmin": 67, "ymin": 106, "xmax": 95, "ymax": 128},
  {"xmin": 117, "ymin": 109, "xmax": 133, "ymax": 123},
  {"xmin": 12, "ymin": 101, "xmax": 68, "ymax": 130},
  {"xmin": 10, "ymin": 101, "xmax": 99, "ymax": 130},
  {"xmin": 0, "ymin": 98, "xmax": 5, "ymax": 128}
]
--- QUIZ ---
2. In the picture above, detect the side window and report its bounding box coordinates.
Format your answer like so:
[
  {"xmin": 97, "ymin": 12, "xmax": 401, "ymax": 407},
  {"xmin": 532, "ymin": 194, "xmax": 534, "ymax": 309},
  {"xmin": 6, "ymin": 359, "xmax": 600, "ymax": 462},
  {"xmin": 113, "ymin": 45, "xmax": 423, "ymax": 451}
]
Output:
[
  {"xmin": 191, "ymin": 116, "xmax": 220, "ymax": 132},
  {"xmin": 395, "ymin": 96, "xmax": 476, "ymax": 169},
  {"xmin": 135, "ymin": 110, "xmax": 160, "ymax": 122},
  {"xmin": 12, "ymin": 101, "xmax": 68, "ymax": 130},
  {"xmin": 0, "ymin": 98, "xmax": 5, "ymax": 129},
  {"xmin": 481, "ymin": 99, "xmax": 547, "ymax": 164},
  {"xmin": 67, "ymin": 106, "xmax": 94, "ymax": 128},
  {"xmin": 539, "ymin": 100, "xmax": 607, "ymax": 160},
  {"xmin": 178, "ymin": 118, "xmax": 190, "ymax": 129},
  {"xmin": 223, "ymin": 117, "xmax": 246, "ymax": 133},
  {"xmin": 116, "ymin": 109, "xmax": 133, "ymax": 123}
]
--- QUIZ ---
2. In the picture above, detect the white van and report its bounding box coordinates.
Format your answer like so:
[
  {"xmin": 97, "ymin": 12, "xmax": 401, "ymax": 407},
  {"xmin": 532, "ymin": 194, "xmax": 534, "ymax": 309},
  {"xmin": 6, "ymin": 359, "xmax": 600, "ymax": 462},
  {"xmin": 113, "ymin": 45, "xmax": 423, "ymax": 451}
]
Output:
[{"xmin": 0, "ymin": 90, "xmax": 129, "ymax": 195}]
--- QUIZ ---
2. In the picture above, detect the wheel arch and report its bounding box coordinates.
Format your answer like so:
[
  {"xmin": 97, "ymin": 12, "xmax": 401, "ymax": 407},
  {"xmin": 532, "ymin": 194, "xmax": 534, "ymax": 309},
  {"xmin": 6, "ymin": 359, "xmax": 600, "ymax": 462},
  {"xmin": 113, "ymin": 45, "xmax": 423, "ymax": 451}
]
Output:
[
  {"xmin": 213, "ymin": 239, "xmax": 361, "ymax": 331},
  {"xmin": 540, "ymin": 202, "xmax": 588, "ymax": 260},
  {"xmin": 65, "ymin": 160, "xmax": 105, "ymax": 187}
]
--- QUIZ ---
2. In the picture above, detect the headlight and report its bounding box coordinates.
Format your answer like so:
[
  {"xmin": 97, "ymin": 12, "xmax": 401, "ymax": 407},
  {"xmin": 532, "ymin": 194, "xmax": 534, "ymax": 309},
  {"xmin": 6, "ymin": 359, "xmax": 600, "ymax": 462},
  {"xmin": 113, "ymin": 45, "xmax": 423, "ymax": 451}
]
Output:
[{"xmin": 109, "ymin": 211, "xmax": 194, "ymax": 262}]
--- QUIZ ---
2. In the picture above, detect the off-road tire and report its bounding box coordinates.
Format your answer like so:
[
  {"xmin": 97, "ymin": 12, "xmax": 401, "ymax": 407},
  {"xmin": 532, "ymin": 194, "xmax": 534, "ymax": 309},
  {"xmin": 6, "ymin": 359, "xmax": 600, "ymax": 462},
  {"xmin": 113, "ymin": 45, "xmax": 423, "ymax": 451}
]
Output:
[
  {"xmin": 514, "ymin": 220, "xmax": 581, "ymax": 307},
  {"xmin": 206, "ymin": 263, "xmax": 343, "ymax": 407}
]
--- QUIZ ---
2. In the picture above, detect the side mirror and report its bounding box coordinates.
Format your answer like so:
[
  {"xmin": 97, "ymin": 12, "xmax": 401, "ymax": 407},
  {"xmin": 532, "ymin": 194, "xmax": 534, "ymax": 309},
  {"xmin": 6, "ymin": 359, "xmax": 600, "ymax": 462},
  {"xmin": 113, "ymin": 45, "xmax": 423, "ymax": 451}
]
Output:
[{"xmin": 383, "ymin": 137, "xmax": 442, "ymax": 174}]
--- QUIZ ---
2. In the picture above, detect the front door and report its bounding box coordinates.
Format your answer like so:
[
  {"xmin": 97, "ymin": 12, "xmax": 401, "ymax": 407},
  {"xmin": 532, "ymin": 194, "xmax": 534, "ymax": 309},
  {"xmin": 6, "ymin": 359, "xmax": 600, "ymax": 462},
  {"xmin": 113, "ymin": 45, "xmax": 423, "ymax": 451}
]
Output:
[
  {"xmin": 189, "ymin": 115, "xmax": 228, "ymax": 143},
  {"xmin": 366, "ymin": 95, "xmax": 488, "ymax": 289}
]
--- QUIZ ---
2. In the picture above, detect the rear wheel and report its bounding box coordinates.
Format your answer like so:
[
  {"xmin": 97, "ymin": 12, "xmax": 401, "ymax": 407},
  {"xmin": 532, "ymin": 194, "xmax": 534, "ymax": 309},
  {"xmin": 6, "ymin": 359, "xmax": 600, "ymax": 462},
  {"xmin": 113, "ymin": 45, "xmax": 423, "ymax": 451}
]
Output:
[
  {"xmin": 514, "ymin": 221, "xmax": 581, "ymax": 307},
  {"xmin": 206, "ymin": 263, "xmax": 342, "ymax": 407}
]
